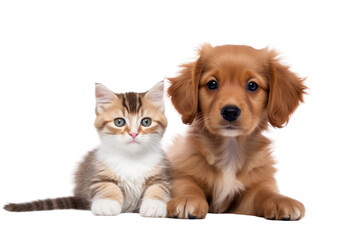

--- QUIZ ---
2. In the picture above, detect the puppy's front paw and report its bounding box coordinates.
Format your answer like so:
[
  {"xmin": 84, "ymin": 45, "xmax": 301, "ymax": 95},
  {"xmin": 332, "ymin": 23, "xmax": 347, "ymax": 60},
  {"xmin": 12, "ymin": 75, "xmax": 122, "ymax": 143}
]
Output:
[
  {"xmin": 167, "ymin": 196, "xmax": 208, "ymax": 219},
  {"xmin": 261, "ymin": 195, "xmax": 305, "ymax": 220},
  {"xmin": 91, "ymin": 198, "xmax": 122, "ymax": 216},
  {"xmin": 140, "ymin": 199, "xmax": 167, "ymax": 218}
]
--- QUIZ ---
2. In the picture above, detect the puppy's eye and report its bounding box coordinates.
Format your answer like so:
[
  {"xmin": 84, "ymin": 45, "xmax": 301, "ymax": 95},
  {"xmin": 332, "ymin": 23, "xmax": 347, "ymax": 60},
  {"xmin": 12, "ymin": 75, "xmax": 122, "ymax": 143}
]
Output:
[
  {"xmin": 141, "ymin": 117, "xmax": 152, "ymax": 127},
  {"xmin": 207, "ymin": 79, "xmax": 218, "ymax": 90},
  {"xmin": 114, "ymin": 118, "xmax": 126, "ymax": 127},
  {"xmin": 247, "ymin": 81, "xmax": 258, "ymax": 92}
]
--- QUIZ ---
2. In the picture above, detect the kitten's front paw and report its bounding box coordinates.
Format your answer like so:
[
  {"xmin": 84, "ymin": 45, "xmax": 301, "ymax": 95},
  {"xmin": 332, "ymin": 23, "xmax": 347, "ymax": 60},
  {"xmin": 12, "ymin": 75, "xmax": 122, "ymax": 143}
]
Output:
[
  {"xmin": 91, "ymin": 198, "xmax": 122, "ymax": 216},
  {"xmin": 140, "ymin": 199, "xmax": 167, "ymax": 218}
]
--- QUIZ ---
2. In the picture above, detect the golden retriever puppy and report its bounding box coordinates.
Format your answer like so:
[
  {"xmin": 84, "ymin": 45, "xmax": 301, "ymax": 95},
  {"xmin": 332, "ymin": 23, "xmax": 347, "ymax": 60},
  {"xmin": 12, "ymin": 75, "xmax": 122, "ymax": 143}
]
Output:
[{"xmin": 166, "ymin": 44, "xmax": 306, "ymax": 220}]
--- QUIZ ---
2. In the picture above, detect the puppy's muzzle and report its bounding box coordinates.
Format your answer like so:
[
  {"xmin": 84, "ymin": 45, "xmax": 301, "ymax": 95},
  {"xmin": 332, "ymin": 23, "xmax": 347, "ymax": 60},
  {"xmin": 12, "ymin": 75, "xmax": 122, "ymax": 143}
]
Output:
[{"xmin": 221, "ymin": 105, "xmax": 241, "ymax": 122}]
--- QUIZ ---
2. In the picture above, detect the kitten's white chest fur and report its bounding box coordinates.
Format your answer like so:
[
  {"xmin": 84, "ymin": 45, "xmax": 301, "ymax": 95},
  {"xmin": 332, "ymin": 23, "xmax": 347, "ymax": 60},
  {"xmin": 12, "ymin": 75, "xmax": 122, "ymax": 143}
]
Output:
[{"xmin": 97, "ymin": 144, "xmax": 163, "ymax": 212}]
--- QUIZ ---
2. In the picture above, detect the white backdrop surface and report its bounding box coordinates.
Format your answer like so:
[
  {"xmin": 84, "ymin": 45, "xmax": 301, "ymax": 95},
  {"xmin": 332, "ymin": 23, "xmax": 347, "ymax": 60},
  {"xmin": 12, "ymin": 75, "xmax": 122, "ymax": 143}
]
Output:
[{"xmin": 1, "ymin": 0, "xmax": 359, "ymax": 239}]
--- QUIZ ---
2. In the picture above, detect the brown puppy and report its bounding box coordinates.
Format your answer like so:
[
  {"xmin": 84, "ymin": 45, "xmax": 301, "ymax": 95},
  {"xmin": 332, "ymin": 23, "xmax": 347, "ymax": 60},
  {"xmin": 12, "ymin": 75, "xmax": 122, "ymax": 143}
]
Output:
[{"xmin": 166, "ymin": 44, "xmax": 306, "ymax": 220}]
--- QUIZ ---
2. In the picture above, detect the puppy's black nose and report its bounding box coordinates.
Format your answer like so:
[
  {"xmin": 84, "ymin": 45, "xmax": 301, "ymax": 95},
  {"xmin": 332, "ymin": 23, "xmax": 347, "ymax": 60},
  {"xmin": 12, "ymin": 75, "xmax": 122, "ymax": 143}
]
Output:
[{"xmin": 221, "ymin": 106, "xmax": 241, "ymax": 122}]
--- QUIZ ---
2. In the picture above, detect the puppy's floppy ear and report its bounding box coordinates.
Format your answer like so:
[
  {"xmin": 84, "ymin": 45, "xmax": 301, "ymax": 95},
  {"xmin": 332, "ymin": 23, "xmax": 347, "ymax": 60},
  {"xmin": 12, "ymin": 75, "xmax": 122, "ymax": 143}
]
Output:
[
  {"xmin": 266, "ymin": 50, "xmax": 307, "ymax": 128},
  {"xmin": 168, "ymin": 56, "xmax": 204, "ymax": 124}
]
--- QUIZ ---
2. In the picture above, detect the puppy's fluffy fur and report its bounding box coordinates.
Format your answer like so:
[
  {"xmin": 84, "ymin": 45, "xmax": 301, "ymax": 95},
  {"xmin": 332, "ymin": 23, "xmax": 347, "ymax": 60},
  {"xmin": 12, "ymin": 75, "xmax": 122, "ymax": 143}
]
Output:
[{"xmin": 166, "ymin": 44, "xmax": 306, "ymax": 220}]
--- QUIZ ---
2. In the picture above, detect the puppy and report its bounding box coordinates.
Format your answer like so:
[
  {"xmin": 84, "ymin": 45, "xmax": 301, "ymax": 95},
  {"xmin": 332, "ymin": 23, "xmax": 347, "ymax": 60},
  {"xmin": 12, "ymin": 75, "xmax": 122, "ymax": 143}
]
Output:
[{"xmin": 166, "ymin": 44, "xmax": 306, "ymax": 220}]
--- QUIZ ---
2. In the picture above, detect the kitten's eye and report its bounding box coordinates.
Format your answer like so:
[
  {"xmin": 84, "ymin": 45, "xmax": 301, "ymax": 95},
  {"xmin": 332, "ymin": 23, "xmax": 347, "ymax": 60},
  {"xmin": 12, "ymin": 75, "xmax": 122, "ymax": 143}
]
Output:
[
  {"xmin": 207, "ymin": 79, "xmax": 218, "ymax": 90},
  {"xmin": 114, "ymin": 118, "xmax": 126, "ymax": 127},
  {"xmin": 141, "ymin": 118, "xmax": 152, "ymax": 127},
  {"xmin": 247, "ymin": 81, "xmax": 258, "ymax": 92}
]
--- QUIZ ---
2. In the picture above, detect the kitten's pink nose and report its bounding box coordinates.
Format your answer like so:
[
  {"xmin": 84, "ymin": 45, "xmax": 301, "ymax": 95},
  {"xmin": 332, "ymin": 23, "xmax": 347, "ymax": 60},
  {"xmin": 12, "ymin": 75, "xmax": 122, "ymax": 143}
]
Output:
[{"xmin": 129, "ymin": 132, "xmax": 139, "ymax": 139}]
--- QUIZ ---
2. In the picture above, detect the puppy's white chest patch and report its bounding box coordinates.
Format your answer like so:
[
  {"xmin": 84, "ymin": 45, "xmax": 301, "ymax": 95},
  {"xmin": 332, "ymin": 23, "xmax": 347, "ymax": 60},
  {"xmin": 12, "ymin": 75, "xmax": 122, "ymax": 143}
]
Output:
[
  {"xmin": 212, "ymin": 165, "xmax": 245, "ymax": 210},
  {"xmin": 212, "ymin": 138, "xmax": 245, "ymax": 211}
]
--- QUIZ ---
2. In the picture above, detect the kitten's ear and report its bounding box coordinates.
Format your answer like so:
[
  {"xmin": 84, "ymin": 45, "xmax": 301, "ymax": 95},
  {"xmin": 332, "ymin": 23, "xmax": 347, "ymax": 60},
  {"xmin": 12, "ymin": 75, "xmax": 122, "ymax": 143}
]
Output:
[
  {"xmin": 145, "ymin": 81, "xmax": 165, "ymax": 112},
  {"xmin": 95, "ymin": 83, "xmax": 117, "ymax": 114}
]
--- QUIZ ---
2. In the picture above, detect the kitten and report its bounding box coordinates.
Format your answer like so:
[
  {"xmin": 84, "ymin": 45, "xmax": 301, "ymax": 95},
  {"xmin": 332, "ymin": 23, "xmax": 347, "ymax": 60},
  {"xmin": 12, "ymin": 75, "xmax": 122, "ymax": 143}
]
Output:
[{"xmin": 4, "ymin": 81, "xmax": 170, "ymax": 217}]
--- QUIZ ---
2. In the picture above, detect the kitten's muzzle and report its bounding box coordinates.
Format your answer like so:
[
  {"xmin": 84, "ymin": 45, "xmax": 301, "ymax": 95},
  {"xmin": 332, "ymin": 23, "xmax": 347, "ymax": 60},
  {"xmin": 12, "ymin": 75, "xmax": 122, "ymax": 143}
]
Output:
[{"xmin": 129, "ymin": 132, "xmax": 139, "ymax": 139}]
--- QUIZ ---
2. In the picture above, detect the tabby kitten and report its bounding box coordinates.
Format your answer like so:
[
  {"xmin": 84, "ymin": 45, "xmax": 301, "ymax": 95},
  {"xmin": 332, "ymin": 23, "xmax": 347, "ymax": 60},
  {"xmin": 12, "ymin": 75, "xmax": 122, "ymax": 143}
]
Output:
[{"xmin": 4, "ymin": 81, "xmax": 170, "ymax": 217}]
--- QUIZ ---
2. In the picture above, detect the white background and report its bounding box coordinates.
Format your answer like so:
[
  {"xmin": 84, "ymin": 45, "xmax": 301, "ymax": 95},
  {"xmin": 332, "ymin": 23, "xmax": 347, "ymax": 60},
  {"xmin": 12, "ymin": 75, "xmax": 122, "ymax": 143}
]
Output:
[{"xmin": 1, "ymin": 0, "xmax": 359, "ymax": 239}]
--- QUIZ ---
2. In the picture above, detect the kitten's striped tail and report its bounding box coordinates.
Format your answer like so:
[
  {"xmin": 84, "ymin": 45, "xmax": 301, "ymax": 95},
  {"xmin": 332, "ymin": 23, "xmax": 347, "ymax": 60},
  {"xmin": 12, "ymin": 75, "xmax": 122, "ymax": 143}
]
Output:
[{"xmin": 3, "ymin": 197, "xmax": 89, "ymax": 212}]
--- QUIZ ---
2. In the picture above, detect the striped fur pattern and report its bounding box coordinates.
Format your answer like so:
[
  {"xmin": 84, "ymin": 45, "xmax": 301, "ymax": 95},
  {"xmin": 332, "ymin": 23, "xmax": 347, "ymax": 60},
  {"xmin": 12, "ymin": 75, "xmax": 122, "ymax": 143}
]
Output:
[
  {"xmin": 4, "ymin": 197, "xmax": 89, "ymax": 212},
  {"xmin": 4, "ymin": 82, "xmax": 170, "ymax": 217}
]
